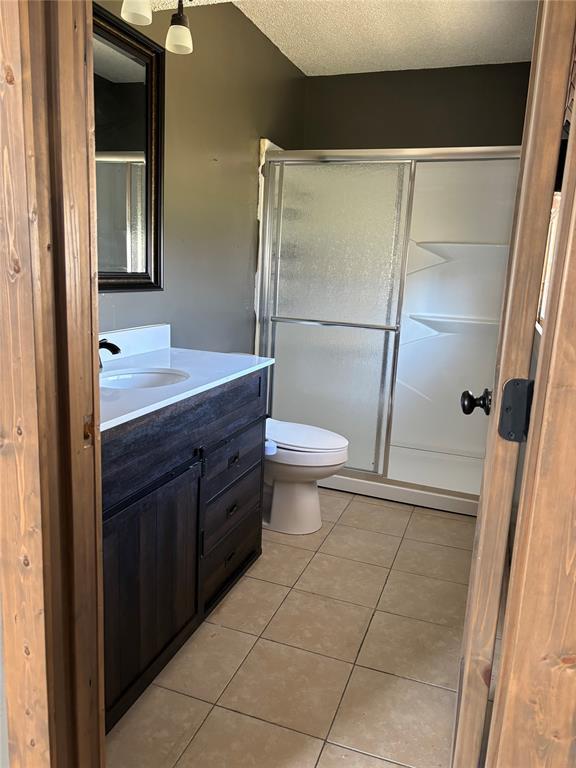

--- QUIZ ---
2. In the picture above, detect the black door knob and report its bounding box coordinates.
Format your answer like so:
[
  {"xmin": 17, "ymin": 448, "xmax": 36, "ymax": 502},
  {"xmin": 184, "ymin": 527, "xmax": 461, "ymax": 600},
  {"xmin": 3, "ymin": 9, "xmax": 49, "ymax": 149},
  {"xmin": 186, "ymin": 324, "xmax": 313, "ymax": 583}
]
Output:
[{"xmin": 461, "ymin": 388, "xmax": 492, "ymax": 416}]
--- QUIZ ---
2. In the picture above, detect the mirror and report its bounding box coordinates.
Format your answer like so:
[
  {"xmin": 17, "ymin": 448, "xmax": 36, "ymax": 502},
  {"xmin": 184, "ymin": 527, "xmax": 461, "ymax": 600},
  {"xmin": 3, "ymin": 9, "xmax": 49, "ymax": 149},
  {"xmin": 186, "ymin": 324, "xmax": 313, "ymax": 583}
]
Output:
[{"xmin": 93, "ymin": 5, "xmax": 165, "ymax": 291}]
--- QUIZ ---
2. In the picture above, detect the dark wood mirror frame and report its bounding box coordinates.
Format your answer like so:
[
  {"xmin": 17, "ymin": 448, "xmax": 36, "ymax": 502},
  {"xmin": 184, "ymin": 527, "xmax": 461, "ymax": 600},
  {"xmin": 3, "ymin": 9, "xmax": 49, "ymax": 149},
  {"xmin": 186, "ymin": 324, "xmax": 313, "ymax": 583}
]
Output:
[{"xmin": 94, "ymin": 4, "xmax": 165, "ymax": 291}]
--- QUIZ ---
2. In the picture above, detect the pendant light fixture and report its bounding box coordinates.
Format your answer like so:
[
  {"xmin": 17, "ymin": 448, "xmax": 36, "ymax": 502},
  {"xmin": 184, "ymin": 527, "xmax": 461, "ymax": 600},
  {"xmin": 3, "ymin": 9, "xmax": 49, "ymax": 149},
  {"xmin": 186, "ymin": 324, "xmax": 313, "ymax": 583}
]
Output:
[
  {"xmin": 120, "ymin": 0, "xmax": 152, "ymax": 26},
  {"xmin": 120, "ymin": 0, "xmax": 194, "ymax": 56},
  {"xmin": 165, "ymin": 0, "xmax": 194, "ymax": 55}
]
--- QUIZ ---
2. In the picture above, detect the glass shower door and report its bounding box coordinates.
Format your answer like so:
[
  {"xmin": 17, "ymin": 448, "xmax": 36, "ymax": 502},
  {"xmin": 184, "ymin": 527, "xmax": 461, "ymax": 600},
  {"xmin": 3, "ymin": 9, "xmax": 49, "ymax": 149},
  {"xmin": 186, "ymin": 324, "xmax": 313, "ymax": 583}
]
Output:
[{"xmin": 263, "ymin": 162, "xmax": 411, "ymax": 472}]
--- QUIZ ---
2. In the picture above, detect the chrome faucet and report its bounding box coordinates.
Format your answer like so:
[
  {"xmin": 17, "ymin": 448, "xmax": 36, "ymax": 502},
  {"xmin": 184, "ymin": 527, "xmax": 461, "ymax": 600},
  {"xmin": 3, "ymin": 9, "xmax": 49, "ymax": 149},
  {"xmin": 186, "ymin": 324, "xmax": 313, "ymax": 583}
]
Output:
[{"xmin": 99, "ymin": 338, "xmax": 121, "ymax": 370}]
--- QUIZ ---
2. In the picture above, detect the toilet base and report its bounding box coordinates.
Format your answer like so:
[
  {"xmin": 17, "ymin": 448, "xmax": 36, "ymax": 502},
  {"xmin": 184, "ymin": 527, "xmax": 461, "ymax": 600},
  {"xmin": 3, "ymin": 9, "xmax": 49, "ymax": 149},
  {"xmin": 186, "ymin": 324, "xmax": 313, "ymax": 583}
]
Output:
[{"xmin": 264, "ymin": 479, "xmax": 322, "ymax": 535}]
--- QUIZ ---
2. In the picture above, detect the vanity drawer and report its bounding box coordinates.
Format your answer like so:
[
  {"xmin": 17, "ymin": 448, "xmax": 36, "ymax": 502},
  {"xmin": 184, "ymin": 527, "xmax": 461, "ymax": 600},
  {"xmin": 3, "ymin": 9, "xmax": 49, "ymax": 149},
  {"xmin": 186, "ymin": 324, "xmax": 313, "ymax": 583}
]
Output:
[
  {"xmin": 202, "ymin": 508, "xmax": 261, "ymax": 610},
  {"xmin": 203, "ymin": 421, "xmax": 264, "ymax": 502},
  {"xmin": 102, "ymin": 369, "xmax": 267, "ymax": 512},
  {"xmin": 203, "ymin": 463, "xmax": 262, "ymax": 554}
]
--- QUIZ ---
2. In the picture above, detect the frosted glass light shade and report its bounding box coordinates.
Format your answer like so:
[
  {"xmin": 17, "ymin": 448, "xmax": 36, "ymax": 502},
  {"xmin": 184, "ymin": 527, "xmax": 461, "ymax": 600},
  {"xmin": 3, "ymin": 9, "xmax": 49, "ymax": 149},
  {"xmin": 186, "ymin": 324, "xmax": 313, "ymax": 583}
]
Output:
[
  {"xmin": 165, "ymin": 23, "xmax": 193, "ymax": 54},
  {"xmin": 120, "ymin": 0, "xmax": 152, "ymax": 25}
]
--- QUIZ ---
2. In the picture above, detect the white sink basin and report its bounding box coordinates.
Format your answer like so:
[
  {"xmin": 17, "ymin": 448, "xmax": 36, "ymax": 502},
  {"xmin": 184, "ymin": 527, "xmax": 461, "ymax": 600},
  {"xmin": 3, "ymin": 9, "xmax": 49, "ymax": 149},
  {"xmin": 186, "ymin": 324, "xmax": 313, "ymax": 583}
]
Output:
[{"xmin": 100, "ymin": 368, "xmax": 190, "ymax": 389}]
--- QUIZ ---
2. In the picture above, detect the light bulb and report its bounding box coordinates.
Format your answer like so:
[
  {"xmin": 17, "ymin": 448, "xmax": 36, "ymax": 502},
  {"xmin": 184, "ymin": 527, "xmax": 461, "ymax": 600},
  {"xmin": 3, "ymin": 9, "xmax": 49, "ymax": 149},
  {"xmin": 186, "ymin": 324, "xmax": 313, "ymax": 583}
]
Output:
[{"xmin": 120, "ymin": 0, "xmax": 152, "ymax": 26}]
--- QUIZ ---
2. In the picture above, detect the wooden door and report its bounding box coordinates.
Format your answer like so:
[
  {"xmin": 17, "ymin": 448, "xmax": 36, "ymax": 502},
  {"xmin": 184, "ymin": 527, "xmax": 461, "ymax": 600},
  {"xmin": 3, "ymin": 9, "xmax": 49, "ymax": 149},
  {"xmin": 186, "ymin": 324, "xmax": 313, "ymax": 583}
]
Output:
[
  {"xmin": 485, "ymin": 76, "xmax": 576, "ymax": 767},
  {"xmin": 452, "ymin": 3, "xmax": 576, "ymax": 766}
]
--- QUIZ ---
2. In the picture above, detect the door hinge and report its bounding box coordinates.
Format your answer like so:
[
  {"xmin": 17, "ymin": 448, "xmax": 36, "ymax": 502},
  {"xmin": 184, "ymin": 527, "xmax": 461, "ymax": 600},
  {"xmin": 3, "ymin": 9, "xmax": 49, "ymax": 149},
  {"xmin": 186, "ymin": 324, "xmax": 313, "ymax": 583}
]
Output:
[
  {"xmin": 199, "ymin": 447, "xmax": 206, "ymax": 477},
  {"xmin": 498, "ymin": 378, "xmax": 534, "ymax": 443}
]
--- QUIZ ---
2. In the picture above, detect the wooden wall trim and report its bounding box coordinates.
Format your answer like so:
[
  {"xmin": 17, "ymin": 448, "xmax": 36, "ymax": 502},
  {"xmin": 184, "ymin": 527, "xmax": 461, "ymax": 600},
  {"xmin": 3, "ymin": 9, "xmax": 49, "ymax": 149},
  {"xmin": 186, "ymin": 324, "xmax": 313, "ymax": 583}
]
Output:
[
  {"xmin": 486, "ymin": 66, "xmax": 576, "ymax": 768},
  {"xmin": 452, "ymin": 2, "xmax": 576, "ymax": 765},
  {"xmin": 0, "ymin": 1, "xmax": 104, "ymax": 765}
]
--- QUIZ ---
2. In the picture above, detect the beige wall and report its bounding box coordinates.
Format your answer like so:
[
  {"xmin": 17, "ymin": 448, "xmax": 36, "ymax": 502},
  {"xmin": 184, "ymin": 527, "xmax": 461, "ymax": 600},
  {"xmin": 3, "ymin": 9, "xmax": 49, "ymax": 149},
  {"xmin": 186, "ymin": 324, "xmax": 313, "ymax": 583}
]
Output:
[{"xmin": 97, "ymin": 1, "xmax": 303, "ymax": 351}]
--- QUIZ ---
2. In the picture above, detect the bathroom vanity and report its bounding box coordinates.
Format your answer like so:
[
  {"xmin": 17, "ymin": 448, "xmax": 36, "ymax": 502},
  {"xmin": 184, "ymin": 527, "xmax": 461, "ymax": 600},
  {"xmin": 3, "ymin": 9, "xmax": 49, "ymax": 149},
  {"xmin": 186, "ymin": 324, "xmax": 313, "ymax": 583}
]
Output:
[{"xmin": 99, "ymin": 326, "xmax": 273, "ymax": 729}]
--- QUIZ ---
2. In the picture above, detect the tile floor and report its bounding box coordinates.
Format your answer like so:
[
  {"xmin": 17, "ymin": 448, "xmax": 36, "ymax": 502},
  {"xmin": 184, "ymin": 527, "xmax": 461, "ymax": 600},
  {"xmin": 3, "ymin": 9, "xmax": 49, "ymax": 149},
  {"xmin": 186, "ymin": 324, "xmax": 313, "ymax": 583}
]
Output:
[{"xmin": 107, "ymin": 490, "xmax": 475, "ymax": 768}]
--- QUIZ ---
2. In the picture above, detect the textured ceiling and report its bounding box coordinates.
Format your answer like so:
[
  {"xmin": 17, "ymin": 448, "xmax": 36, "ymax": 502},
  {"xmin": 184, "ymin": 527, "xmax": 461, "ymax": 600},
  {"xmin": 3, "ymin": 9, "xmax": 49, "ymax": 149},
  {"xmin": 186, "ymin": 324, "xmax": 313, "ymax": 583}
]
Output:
[{"xmin": 151, "ymin": 0, "xmax": 537, "ymax": 76}]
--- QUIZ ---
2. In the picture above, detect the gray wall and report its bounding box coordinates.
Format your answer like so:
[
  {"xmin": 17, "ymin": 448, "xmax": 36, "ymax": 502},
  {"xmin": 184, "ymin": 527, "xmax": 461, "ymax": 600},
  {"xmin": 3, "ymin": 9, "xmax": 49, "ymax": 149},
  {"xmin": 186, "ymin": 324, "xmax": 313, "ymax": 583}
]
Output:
[
  {"xmin": 98, "ymin": 1, "xmax": 530, "ymax": 353},
  {"xmin": 297, "ymin": 63, "xmax": 530, "ymax": 149},
  {"xmin": 98, "ymin": 2, "xmax": 303, "ymax": 351}
]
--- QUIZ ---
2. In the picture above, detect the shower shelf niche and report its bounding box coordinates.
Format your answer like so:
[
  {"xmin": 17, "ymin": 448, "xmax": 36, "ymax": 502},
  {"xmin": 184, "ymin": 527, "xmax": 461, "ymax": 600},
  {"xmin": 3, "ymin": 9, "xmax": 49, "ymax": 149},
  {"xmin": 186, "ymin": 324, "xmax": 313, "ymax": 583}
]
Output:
[{"xmin": 408, "ymin": 313, "xmax": 500, "ymax": 334}]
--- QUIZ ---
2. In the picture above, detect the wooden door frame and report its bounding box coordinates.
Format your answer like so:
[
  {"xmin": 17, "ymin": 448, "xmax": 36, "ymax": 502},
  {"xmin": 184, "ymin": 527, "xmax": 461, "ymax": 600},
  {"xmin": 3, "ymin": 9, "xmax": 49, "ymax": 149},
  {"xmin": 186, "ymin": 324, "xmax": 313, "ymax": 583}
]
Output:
[
  {"xmin": 452, "ymin": 3, "xmax": 576, "ymax": 765},
  {"xmin": 0, "ymin": 1, "xmax": 104, "ymax": 766}
]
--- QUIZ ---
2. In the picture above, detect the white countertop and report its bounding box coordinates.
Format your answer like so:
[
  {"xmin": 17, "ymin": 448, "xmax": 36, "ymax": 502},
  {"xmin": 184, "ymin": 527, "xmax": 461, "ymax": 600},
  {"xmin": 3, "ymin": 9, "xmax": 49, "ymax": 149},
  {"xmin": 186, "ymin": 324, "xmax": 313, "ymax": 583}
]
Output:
[{"xmin": 100, "ymin": 347, "xmax": 274, "ymax": 431}]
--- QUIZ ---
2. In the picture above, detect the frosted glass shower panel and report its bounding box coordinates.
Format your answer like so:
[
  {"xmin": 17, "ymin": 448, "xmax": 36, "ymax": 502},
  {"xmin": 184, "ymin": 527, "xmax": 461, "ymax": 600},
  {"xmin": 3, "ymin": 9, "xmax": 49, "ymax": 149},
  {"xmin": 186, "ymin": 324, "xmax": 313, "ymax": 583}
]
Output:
[
  {"xmin": 276, "ymin": 163, "xmax": 410, "ymax": 325},
  {"xmin": 272, "ymin": 322, "xmax": 394, "ymax": 472}
]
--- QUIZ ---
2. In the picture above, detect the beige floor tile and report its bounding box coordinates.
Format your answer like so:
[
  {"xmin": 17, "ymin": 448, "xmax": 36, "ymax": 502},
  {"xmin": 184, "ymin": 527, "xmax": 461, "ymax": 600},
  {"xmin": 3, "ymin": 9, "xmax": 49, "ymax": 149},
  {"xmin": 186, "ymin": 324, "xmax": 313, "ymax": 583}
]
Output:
[
  {"xmin": 394, "ymin": 539, "xmax": 472, "ymax": 584},
  {"xmin": 320, "ymin": 525, "xmax": 401, "ymax": 568},
  {"xmin": 340, "ymin": 499, "xmax": 412, "ymax": 537},
  {"xmin": 106, "ymin": 685, "xmax": 210, "ymax": 768},
  {"xmin": 154, "ymin": 623, "xmax": 256, "ymax": 702},
  {"xmin": 320, "ymin": 491, "xmax": 353, "ymax": 522},
  {"xmin": 377, "ymin": 570, "xmax": 468, "ymax": 627},
  {"xmin": 357, "ymin": 611, "xmax": 462, "ymax": 690},
  {"xmin": 405, "ymin": 510, "xmax": 476, "ymax": 550},
  {"xmin": 248, "ymin": 540, "xmax": 314, "ymax": 586},
  {"xmin": 295, "ymin": 553, "xmax": 389, "ymax": 608},
  {"xmin": 205, "ymin": 576, "xmax": 289, "ymax": 635},
  {"xmin": 318, "ymin": 744, "xmax": 401, "ymax": 767},
  {"xmin": 263, "ymin": 590, "xmax": 371, "ymax": 662},
  {"xmin": 178, "ymin": 707, "xmax": 323, "ymax": 768},
  {"xmin": 329, "ymin": 666, "xmax": 456, "ymax": 768},
  {"xmin": 263, "ymin": 521, "xmax": 334, "ymax": 551},
  {"xmin": 219, "ymin": 638, "xmax": 352, "ymax": 738},
  {"xmin": 353, "ymin": 495, "xmax": 413, "ymax": 512}
]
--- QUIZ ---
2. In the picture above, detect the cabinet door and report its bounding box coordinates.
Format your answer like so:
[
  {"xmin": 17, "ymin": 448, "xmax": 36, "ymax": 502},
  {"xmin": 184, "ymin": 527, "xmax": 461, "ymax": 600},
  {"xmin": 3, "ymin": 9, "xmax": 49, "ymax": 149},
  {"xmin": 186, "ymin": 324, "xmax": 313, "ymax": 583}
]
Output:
[{"xmin": 103, "ymin": 464, "xmax": 200, "ymax": 710}]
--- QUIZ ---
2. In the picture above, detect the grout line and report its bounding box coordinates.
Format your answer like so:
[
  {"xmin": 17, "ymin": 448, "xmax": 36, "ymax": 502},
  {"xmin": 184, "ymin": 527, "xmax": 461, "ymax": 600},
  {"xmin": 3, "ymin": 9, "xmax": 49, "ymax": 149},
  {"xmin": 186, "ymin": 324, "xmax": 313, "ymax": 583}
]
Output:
[
  {"xmin": 214, "ymin": 702, "xmax": 327, "ymax": 743},
  {"xmin": 402, "ymin": 533, "xmax": 473, "ymax": 551},
  {"xmin": 392, "ymin": 564, "xmax": 469, "ymax": 586},
  {"xmin": 353, "ymin": 660, "xmax": 459, "ymax": 693},
  {"xmin": 253, "ymin": 634, "xmax": 356, "ymax": 665},
  {"xmin": 372, "ymin": 604, "xmax": 465, "ymax": 631},
  {"xmin": 153, "ymin": 681, "xmax": 216, "ymax": 708},
  {"xmin": 171, "ymin": 700, "xmax": 215, "ymax": 768}
]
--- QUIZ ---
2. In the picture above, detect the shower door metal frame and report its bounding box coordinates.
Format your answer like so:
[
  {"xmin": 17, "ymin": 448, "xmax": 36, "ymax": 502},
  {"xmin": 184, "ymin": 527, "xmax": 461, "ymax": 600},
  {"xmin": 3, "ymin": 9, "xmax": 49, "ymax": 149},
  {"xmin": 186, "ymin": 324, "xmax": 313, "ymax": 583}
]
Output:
[{"xmin": 257, "ymin": 146, "xmax": 522, "ymax": 511}]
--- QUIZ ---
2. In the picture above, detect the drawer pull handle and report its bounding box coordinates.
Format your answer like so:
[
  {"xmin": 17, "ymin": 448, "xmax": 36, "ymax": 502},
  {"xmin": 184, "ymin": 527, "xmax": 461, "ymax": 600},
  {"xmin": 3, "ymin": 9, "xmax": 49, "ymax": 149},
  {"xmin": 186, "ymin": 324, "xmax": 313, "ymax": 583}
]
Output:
[
  {"xmin": 226, "ymin": 503, "xmax": 239, "ymax": 519},
  {"xmin": 228, "ymin": 452, "xmax": 240, "ymax": 468},
  {"xmin": 225, "ymin": 550, "xmax": 236, "ymax": 567}
]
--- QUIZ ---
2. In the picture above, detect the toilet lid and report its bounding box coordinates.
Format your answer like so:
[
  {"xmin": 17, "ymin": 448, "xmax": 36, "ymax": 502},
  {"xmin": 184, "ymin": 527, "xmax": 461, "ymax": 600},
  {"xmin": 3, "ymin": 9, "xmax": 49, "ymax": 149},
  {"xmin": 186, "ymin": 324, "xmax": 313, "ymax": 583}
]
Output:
[{"xmin": 267, "ymin": 419, "xmax": 348, "ymax": 452}]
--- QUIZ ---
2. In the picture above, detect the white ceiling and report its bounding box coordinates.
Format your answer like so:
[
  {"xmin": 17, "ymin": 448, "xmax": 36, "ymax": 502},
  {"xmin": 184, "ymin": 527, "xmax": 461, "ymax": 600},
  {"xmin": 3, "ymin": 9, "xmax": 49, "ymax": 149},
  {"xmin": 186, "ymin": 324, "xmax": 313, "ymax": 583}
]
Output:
[{"xmin": 152, "ymin": 0, "xmax": 538, "ymax": 76}]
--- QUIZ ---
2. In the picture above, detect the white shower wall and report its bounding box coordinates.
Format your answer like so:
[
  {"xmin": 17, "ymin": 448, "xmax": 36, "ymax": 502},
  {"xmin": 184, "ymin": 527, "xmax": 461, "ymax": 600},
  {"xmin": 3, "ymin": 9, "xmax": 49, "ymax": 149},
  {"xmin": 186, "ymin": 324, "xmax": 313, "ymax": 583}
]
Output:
[{"xmin": 388, "ymin": 159, "xmax": 520, "ymax": 495}]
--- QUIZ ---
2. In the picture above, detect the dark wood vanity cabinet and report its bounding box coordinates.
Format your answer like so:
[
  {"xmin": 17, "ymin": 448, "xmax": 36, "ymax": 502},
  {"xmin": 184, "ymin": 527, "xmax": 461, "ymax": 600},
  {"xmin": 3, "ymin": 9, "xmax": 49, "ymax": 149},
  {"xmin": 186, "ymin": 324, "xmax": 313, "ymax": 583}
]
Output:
[{"xmin": 101, "ymin": 370, "xmax": 268, "ymax": 729}]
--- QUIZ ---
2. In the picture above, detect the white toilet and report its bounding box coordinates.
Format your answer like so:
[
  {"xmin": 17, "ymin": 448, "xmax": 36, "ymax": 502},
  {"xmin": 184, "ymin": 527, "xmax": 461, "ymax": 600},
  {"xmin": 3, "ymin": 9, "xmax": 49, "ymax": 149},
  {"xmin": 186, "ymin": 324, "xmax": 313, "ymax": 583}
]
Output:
[{"xmin": 264, "ymin": 419, "xmax": 349, "ymax": 535}]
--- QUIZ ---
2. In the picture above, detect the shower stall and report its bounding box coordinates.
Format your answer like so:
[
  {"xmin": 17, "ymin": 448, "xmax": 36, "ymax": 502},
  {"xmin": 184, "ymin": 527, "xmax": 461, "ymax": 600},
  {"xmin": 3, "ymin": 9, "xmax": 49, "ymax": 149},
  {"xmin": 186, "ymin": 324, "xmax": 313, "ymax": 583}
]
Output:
[{"xmin": 257, "ymin": 148, "xmax": 520, "ymax": 514}]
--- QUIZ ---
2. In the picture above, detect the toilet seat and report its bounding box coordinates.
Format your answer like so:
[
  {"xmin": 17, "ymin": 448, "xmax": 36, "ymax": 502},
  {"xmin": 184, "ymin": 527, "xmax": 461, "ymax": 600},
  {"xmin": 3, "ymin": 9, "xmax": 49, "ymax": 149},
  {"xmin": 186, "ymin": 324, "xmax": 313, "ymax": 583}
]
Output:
[
  {"xmin": 267, "ymin": 418, "xmax": 348, "ymax": 453},
  {"xmin": 269, "ymin": 444, "xmax": 349, "ymax": 467}
]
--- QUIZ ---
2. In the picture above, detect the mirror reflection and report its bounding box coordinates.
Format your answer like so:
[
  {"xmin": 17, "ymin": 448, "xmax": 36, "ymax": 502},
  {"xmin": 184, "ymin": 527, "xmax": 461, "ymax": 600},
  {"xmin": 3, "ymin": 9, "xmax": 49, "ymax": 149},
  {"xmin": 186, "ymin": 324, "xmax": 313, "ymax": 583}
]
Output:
[{"xmin": 93, "ymin": 6, "xmax": 164, "ymax": 291}]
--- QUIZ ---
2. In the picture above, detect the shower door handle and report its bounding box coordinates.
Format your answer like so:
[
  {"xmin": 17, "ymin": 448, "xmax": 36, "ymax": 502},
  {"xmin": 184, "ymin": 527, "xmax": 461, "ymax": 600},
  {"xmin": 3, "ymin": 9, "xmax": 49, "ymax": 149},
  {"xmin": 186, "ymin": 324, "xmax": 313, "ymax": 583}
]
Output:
[{"xmin": 461, "ymin": 388, "xmax": 492, "ymax": 416}]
